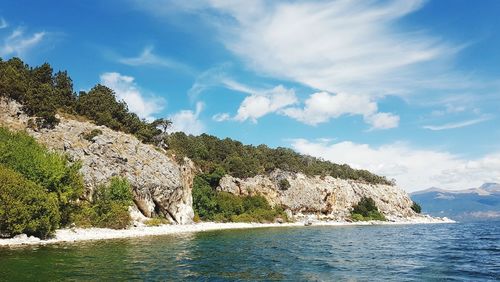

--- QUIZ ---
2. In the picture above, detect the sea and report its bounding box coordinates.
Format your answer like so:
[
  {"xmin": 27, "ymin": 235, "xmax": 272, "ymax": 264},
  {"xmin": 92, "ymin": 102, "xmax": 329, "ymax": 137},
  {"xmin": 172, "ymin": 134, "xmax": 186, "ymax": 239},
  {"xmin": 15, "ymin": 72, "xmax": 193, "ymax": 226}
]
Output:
[{"xmin": 0, "ymin": 221, "xmax": 498, "ymax": 281}]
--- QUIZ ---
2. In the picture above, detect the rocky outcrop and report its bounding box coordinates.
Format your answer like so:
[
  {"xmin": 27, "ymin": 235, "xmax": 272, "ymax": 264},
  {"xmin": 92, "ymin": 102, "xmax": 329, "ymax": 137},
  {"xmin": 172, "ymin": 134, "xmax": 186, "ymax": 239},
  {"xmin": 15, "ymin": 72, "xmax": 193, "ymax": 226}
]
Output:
[
  {"xmin": 0, "ymin": 99, "xmax": 195, "ymax": 224},
  {"xmin": 218, "ymin": 170, "xmax": 419, "ymax": 221}
]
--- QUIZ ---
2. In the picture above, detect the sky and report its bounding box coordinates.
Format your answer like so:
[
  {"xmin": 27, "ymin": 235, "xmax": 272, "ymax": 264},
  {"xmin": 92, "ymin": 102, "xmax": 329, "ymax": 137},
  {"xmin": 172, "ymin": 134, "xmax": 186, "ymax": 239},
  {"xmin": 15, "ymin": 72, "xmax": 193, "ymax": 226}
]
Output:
[{"xmin": 1, "ymin": 0, "xmax": 499, "ymax": 192}]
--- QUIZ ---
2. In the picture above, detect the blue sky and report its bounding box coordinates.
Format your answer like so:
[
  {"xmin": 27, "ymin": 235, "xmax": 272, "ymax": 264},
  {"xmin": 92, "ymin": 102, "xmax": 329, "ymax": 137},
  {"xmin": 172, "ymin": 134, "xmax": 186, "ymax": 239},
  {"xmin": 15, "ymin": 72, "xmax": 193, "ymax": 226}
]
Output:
[{"xmin": 1, "ymin": 0, "xmax": 499, "ymax": 191}]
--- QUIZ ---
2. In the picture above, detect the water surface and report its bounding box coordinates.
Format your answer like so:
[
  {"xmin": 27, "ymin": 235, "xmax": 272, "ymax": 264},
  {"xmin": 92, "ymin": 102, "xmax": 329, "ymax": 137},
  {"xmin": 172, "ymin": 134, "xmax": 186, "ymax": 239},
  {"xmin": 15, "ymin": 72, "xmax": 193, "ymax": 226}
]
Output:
[{"xmin": 0, "ymin": 222, "xmax": 498, "ymax": 281}]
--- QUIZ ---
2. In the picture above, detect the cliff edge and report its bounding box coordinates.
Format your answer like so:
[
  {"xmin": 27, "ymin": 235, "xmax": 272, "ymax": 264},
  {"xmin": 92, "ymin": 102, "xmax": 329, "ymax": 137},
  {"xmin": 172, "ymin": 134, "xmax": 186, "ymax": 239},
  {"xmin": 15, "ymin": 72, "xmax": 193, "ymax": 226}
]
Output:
[{"xmin": 219, "ymin": 170, "xmax": 422, "ymax": 221}]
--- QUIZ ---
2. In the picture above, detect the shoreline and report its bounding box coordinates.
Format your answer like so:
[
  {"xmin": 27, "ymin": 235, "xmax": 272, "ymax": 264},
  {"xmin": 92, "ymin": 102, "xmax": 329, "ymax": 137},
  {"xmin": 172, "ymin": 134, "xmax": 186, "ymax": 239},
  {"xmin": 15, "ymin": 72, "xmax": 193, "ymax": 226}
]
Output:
[{"xmin": 0, "ymin": 216, "xmax": 454, "ymax": 247}]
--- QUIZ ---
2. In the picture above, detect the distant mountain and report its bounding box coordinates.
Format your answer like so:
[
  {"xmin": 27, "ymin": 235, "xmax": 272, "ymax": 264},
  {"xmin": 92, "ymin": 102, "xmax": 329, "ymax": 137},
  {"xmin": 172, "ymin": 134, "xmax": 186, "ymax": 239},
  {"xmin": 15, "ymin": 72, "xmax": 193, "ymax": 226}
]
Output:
[{"xmin": 410, "ymin": 183, "xmax": 500, "ymax": 221}]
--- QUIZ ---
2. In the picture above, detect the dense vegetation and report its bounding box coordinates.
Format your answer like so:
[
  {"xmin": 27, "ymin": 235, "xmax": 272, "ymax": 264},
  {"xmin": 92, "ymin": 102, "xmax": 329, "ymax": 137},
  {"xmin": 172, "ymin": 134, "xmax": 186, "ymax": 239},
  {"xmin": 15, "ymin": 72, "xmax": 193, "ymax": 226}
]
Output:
[
  {"xmin": 0, "ymin": 166, "xmax": 60, "ymax": 239},
  {"xmin": 0, "ymin": 127, "xmax": 133, "ymax": 238},
  {"xmin": 192, "ymin": 170, "xmax": 287, "ymax": 223},
  {"xmin": 350, "ymin": 197, "xmax": 386, "ymax": 221},
  {"xmin": 411, "ymin": 201, "xmax": 422, "ymax": 214},
  {"xmin": 167, "ymin": 132, "xmax": 391, "ymax": 185},
  {"xmin": 0, "ymin": 127, "xmax": 84, "ymax": 227},
  {"xmin": 0, "ymin": 57, "xmax": 166, "ymax": 143},
  {"xmin": 71, "ymin": 177, "xmax": 133, "ymax": 229}
]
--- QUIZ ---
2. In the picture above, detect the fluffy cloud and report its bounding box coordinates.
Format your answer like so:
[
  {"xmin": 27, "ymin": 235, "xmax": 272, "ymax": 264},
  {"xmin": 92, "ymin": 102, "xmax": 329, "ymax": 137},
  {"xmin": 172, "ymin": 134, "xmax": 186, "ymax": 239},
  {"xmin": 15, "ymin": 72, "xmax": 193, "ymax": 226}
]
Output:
[
  {"xmin": 283, "ymin": 92, "xmax": 399, "ymax": 129},
  {"xmin": 167, "ymin": 102, "xmax": 205, "ymax": 135},
  {"xmin": 100, "ymin": 72, "xmax": 164, "ymax": 120},
  {"xmin": 290, "ymin": 138, "xmax": 500, "ymax": 192},
  {"xmin": 0, "ymin": 27, "xmax": 46, "ymax": 57},
  {"xmin": 364, "ymin": 112, "xmax": 400, "ymax": 130},
  {"xmin": 234, "ymin": 85, "xmax": 297, "ymax": 122}
]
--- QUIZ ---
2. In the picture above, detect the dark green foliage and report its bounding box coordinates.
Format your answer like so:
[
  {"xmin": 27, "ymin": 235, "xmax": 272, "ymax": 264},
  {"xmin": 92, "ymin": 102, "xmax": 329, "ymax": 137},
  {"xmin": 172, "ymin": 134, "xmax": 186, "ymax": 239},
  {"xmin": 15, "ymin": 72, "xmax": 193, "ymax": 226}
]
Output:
[
  {"xmin": 90, "ymin": 177, "xmax": 133, "ymax": 229},
  {"xmin": 0, "ymin": 57, "xmax": 168, "ymax": 142},
  {"xmin": 411, "ymin": 201, "xmax": 422, "ymax": 214},
  {"xmin": 192, "ymin": 176, "xmax": 218, "ymax": 219},
  {"xmin": 81, "ymin": 129, "xmax": 103, "ymax": 142},
  {"xmin": 278, "ymin": 179, "xmax": 291, "ymax": 191},
  {"xmin": 167, "ymin": 132, "xmax": 391, "ymax": 185},
  {"xmin": 192, "ymin": 174, "xmax": 287, "ymax": 223},
  {"xmin": 0, "ymin": 127, "xmax": 84, "ymax": 226},
  {"xmin": 71, "ymin": 177, "xmax": 133, "ymax": 229},
  {"xmin": 0, "ymin": 165, "xmax": 60, "ymax": 239},
  {"xmin": 351, "ymin": 197, "xmax": 386, "ymax": 221}
]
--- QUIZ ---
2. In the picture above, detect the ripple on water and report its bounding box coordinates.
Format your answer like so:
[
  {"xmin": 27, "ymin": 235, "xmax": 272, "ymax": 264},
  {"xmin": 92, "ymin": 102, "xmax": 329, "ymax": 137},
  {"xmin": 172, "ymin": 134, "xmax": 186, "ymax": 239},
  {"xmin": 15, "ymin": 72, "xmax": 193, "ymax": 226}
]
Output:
[{"xmin": 0, "ymin": 222, "xmax": 499, "ymax": 281}]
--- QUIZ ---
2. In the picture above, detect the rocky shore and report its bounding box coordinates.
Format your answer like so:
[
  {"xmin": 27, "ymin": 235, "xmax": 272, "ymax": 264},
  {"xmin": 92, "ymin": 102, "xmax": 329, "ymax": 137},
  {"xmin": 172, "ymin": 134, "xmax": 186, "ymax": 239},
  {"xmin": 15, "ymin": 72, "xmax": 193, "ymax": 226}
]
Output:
[{"xmin": 0, "ymin": 216, "xmax": 454, "ymax": 247}]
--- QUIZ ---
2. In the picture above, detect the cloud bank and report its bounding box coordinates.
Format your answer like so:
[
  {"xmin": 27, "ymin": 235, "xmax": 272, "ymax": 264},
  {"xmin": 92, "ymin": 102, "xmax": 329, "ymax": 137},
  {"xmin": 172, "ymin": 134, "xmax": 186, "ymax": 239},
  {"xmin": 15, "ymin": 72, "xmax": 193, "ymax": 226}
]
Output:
[{"xmin": 291, "ymin": 138, "xmax": 500, "ymax": 192}]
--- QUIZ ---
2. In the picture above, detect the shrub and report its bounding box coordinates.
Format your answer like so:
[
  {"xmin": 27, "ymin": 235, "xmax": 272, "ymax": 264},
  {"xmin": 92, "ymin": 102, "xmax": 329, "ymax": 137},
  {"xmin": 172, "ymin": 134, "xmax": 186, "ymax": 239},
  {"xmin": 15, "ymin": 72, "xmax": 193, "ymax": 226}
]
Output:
[
  {"xmin": 0, "ymin": 166, "xmax": 60, "ymax": 239},
  {"xmin": 350, "ymin": 197, "xmax": 386, "ymax": 221},
  {"xmin": 192, "ymin": 174, "xmax": 287, "ymax": 223},
  {"xmin": 0, "ymin": 127, "xmax": 84, "ymax": 226},
  {"xmin": 93, "ymin": 202, "xmax": 131, "ymax": 229},
  {"xmin": 193, "ymin": 214, "xmax": 201, "ymax": 223},
  {"xmin": 192, "ymin": 176, "xmax": 218, "ymax": 219},
  {"xmin": 69, "ymin": 202, "xmax": 97, "ymax": 228},
  {"xmin": 278, "ymin": 179, "xmax": 291, "ymax": 191},
  {"xmin": 90, "ymin": 177, "xmax": 133, "ymax": 229},
  {"xmin": 145, "ymin": 217, "xmax": 169, "ymax": 227},
  {"xmin": 411, "ymin": 201, "xmax": 422, "ymax": 214},
  {"xmin": 81, "ymin": 129, "xmax": 102, "ymax": 142}
]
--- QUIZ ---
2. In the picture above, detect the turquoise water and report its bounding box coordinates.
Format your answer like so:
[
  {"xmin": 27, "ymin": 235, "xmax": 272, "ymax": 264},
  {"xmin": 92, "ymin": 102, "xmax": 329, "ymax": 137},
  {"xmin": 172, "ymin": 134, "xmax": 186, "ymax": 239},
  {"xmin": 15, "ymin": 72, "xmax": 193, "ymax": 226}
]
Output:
[{"xmin": 0, "ymin": 222, "xmax": 499, "ymax": 281}]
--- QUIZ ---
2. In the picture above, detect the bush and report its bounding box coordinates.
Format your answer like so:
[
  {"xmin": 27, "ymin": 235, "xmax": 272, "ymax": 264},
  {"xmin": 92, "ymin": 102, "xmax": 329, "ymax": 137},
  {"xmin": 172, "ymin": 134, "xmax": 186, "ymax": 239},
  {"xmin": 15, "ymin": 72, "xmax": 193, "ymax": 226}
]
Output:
[
  {"xmin": 0, "ymin": 127, "xmax": 84, "ymax": 225},
  {"xmin": 81, "ymin": 129, "xmax": 102, "ymax": 142},
  {"xmin": 350, "ymin": 197, "xmax": 386, "ymax": 221},
  {"xmin": 90, "ymin": 177, "xmax": 133, "ymax": 229},
  {"xmin": 411, "ymin": 201, "xmax": 422, "ymax": 214},
  {"xmin": 192, "ymin": 175, "xmax": 287, "ymax": 223},
  {"xmin": 145, "ymin": 217, "xmax": 169, "ymax": 227},
  {"xmin": 0, "ymin": 166, "xmax": 60, "ymax": 239},
  {"xmin": 278, "ymin": 179, "xmax": 291, "ymax": 191}
]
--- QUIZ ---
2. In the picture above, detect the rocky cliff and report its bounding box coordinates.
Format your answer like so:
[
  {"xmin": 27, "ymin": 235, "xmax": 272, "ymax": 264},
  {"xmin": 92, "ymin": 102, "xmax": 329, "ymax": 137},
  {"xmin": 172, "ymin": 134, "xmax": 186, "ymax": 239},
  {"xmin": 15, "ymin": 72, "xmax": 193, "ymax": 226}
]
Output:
[
  {"xmin": 0, "ymin": 99, "xmax": 195, "ymax": 224},
  {"xmin": 218, "ymin": 170, "xmax": 420, "ymax": 221}
]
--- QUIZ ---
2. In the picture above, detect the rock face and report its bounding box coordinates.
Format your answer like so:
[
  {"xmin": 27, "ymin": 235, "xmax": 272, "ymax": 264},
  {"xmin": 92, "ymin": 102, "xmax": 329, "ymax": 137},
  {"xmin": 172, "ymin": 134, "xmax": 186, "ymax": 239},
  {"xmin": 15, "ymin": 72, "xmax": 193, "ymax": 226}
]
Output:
[
  {"xmin": 0, "ymin": 99, "xmax": 194, "ymax": 224},
  {"xmin": 218, "ymin": 170, "xmax": 419, "ymax": 221}
]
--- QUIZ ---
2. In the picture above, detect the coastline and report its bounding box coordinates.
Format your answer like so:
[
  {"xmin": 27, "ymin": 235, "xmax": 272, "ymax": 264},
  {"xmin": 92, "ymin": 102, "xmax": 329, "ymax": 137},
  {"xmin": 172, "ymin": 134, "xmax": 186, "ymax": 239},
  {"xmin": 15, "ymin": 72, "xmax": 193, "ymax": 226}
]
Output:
[{"xmin": 0, "ymin": 216, "xmax": 454, "ymax": 247}]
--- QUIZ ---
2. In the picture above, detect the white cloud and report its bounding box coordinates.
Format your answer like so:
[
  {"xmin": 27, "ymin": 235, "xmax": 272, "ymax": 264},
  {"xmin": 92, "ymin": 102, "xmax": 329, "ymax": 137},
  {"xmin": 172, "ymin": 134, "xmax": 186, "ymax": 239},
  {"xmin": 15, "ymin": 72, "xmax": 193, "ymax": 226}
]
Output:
[
  {"xmin": 0, "ymin": 27, "xmax": 46, "ymax": 57},
  {"xmin": 167, "ymin": 102, "xmax": 205, "ymax": 135},
  {"xmin": 423, "ymin": 116, "xmax": 493, "ymax": 131},
  {"xmin": 282, "ymin": 91, "xmax": 399, "ymax": 129},
  {"xmin": 217, "ymin": 0, "xmax": 456, "ymax": 95},
  {"xmin": 212, "ymin": 113, "xmax": 230, "ymax": 122},
  {"xmin": 234, "ymin": 85, "xmax": 298, "ymax": 122},
  {"xmin": 290, "ymin": 138, "xmax": 500, "ymax": 192},
  {"xmin": 100, "ymin": 72, "xmax": 164, "ymax": 121},
  {"xmin": 283, "ymin": 92, "xmax": 375, "ymax": 125},
  {"xmin": 0, "ymin": 18, "xmax": 7, "ymax": 29},
  {"xmin": 137, "ymin": 0, "xmax": 464, "ymax": 126},
  {"xmin": 364, "ymin": 112, "xmax": 400, "ymax": 130},
  {"xmin": 118, "ymin": 46, "xmax": 193, "ymax": 73},
  {"xmin": 191, "ymin": 69, "xmax": 299, "ymax": 123}
]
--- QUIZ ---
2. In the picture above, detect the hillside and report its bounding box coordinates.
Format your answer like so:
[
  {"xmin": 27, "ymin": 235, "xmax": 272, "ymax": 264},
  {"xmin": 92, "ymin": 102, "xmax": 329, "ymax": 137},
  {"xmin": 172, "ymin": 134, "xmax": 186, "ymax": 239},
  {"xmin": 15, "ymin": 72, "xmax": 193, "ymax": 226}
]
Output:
[
  {"xmin": 0, "ymin": 57, "xmax": 437, "ymax": 239},
  {"xmin": 411, "ymin": 183, "xmax": 500, "ymax": 221}
]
